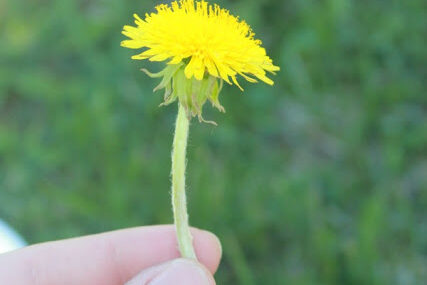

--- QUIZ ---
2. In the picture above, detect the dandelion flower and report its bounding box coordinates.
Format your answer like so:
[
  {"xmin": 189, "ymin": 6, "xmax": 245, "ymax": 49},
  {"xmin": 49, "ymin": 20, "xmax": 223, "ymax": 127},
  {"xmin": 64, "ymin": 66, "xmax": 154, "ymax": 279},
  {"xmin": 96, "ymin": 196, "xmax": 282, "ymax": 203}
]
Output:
[
  {"xmin": 121, "ymin": 0, "xmax": 279, "ymax": 263},
  {"xmin": 121, "ymin": 0, "xmax": 279, "ymax": 122}
]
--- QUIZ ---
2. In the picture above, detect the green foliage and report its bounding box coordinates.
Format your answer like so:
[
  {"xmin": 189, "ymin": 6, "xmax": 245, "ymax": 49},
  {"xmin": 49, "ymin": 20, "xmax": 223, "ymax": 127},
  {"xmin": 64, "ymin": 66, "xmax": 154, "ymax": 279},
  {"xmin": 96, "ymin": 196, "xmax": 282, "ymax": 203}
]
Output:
[{"xmin": 0, "ymin": 0, "xmax": 426, "ymax": 284}]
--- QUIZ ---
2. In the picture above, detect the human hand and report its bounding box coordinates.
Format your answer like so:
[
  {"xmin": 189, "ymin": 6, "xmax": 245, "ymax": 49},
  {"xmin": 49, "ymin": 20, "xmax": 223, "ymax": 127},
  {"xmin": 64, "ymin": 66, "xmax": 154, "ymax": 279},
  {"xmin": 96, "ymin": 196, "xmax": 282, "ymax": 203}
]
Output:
[{"xmin": 0, "ymin": 225, "xmax": 221, "ymax": 285}]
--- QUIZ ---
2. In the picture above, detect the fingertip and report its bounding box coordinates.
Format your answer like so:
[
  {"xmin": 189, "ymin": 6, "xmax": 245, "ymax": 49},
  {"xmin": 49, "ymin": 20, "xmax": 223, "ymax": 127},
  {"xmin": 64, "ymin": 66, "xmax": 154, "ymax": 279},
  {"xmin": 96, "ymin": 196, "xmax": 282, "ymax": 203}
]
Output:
[
  {"xmin": 191, "ymin": 228, "xmax": 222, "ymax": 274},
  {"xmin": 125, "ymin": 258, "xmax": 215, "ymax": 285}
]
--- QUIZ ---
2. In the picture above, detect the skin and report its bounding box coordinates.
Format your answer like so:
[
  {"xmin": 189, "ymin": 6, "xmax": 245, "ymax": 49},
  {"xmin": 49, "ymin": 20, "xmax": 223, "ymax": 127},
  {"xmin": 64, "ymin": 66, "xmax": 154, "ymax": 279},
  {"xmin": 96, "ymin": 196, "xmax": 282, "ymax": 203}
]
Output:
[{"xmin": 0, "ymin": 225, "xmax": 221, "ymax": 285}]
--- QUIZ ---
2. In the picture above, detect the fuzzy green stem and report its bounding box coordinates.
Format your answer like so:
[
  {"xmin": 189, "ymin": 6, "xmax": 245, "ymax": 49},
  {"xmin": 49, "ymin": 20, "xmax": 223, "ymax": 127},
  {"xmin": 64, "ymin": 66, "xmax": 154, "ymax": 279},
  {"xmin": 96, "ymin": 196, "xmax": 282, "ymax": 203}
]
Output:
[{"xmin": 171, "ymin": 103, "xmax": 197, "ymax": 259}]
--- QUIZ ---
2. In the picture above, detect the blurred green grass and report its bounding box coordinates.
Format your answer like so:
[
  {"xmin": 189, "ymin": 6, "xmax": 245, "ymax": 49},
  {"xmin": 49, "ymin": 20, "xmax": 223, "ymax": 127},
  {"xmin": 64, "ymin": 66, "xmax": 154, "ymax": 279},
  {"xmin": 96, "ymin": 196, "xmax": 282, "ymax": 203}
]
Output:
[{"xmin": 0, "ymin": 0, "xmax": 426, "ymax": 284}]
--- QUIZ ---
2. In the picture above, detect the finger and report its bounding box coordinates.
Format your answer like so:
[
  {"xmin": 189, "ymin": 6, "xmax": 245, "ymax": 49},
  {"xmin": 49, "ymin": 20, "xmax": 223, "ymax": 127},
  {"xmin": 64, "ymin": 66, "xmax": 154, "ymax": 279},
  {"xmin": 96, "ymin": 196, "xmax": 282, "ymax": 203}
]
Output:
[
  {"xmin": 0, "ymin": 225, "xmax": 221, "ymax": 285},
  {"xmin": 125, "ymin": 258, "xmax": 215, "ymax": 285}
]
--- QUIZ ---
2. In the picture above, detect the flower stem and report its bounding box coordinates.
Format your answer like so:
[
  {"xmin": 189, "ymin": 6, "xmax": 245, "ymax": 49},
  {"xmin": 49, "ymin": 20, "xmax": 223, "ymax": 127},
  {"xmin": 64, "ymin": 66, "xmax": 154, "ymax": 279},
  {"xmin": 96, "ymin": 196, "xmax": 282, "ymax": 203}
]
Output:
[{"xmin": 171, "ymin": 103, "xmax": 197, "ymax": 260}]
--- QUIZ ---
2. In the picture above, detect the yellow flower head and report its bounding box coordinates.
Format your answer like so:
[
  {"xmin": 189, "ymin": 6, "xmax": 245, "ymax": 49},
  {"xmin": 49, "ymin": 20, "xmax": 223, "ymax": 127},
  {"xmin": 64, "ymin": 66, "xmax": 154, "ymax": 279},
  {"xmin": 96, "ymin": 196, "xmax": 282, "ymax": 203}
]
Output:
[{"xmin": 121, "ymin": 0, "xmax": 279, "ymax": 123}]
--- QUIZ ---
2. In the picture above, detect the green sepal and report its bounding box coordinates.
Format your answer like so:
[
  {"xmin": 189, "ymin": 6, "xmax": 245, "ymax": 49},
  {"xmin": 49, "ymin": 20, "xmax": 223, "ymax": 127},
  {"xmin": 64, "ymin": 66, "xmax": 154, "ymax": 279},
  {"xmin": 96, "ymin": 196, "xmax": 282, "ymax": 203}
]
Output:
[
  {"xmin": 142, "ymin": 63, "xmax": 225, "ymax": 125},
  {"xmin": 208, "ymin": 77, "xmax": 225, "ymax": 113},
  {"xmin": 153, "ymin": 62, "xmax": 183, "ymax": 92}
]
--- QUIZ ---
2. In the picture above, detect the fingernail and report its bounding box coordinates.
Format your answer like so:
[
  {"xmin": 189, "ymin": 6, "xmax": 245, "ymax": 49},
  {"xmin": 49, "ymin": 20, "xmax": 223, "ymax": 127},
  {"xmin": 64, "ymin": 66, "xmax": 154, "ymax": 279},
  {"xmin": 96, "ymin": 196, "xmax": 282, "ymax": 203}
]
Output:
[{"xmin": 126, "ymin": 258, "xmax": 215, "ymax": 285}]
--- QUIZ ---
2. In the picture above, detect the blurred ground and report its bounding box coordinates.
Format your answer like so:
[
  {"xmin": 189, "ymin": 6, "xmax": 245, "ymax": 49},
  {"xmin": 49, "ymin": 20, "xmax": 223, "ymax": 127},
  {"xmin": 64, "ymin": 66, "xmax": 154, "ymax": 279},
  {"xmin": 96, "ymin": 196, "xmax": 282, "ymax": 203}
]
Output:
[{"xmin": 0, "ymin": 0, "xmax": 426, "ymax": 284}]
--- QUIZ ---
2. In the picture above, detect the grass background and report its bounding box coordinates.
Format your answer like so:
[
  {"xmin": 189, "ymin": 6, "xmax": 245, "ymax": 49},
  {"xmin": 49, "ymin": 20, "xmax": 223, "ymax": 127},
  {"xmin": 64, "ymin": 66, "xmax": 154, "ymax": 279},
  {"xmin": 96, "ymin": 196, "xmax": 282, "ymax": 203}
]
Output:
[{"xmin": 0, "ymin": 0, "xmax": 426, "ymax": 284}]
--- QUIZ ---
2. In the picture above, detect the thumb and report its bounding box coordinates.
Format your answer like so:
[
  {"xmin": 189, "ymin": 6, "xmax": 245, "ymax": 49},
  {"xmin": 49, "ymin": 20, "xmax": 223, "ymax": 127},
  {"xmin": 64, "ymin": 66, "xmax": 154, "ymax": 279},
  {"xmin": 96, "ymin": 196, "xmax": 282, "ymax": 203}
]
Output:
[{"xmin": 125, "ymin": 258, "xmax": 216, "ymax": 285}]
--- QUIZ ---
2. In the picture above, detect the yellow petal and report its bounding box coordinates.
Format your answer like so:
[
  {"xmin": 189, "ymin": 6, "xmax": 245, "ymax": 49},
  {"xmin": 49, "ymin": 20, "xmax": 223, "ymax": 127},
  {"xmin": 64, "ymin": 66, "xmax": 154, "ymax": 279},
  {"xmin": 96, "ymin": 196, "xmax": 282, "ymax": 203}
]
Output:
[{"xmin": 121, "ymin": 0, "xmax": 279, "ymax": 89}]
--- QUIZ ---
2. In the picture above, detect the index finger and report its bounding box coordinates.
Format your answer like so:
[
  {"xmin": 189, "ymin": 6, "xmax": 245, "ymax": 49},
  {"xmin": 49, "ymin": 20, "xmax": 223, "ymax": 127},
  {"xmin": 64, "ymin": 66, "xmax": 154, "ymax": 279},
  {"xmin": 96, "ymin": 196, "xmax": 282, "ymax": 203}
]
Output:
[{"xmin": 0, "ymin": 225, "xmax": 222, "ymax": 285}]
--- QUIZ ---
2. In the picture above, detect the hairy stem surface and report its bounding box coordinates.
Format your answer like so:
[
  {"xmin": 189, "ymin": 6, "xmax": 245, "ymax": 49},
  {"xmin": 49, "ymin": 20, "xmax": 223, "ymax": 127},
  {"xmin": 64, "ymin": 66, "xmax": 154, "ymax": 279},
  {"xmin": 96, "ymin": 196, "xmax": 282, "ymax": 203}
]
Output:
[{"xmin": 171, "ymin": 103, "xmax": 197, "ymax": 259}]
